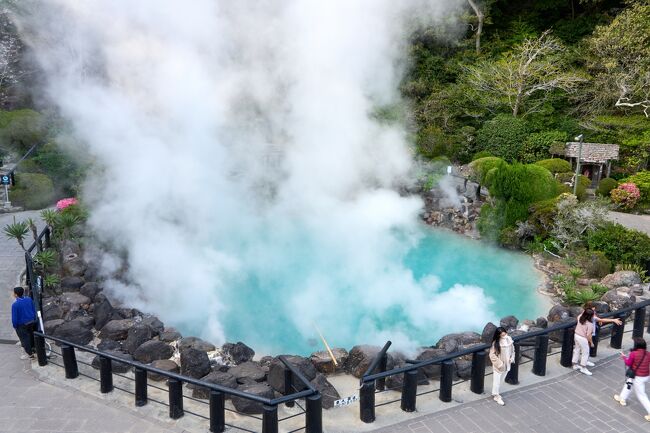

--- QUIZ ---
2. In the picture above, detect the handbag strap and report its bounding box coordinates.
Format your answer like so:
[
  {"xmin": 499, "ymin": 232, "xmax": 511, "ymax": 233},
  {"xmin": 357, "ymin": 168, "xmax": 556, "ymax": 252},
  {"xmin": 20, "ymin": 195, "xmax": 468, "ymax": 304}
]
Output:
[{"xmin": 631, "ymin": 350, "xmax": 647, "ymax": 373}]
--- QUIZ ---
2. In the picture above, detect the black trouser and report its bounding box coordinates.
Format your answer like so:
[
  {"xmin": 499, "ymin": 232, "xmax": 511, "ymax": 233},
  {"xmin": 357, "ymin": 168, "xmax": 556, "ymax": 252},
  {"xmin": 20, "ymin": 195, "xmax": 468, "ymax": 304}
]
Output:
[{"xmin": 15, "ymin": 322, "xmax": 36, "ymax": 355}]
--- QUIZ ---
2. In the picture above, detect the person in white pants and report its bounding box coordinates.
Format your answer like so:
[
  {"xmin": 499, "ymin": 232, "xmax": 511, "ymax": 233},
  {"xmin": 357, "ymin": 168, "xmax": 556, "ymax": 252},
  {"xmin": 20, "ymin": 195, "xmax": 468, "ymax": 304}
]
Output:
[
  {"xmin": 489, "ymin": 326, "xmax": 514, "ymax": 406},
  {"xmin": 572, "ymin": 309, "xmax": 595, "ymax": 375},
  {"xmin": 614, "ymin": 338, "xmax": 650, "ymax": 422}
]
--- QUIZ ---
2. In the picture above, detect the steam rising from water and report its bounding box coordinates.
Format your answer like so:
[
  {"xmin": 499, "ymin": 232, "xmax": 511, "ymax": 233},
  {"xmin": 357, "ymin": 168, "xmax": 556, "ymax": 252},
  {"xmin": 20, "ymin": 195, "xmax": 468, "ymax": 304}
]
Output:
[{"xmin": 16, "ymin": 0, "xmax": 502, "ymax": 353}]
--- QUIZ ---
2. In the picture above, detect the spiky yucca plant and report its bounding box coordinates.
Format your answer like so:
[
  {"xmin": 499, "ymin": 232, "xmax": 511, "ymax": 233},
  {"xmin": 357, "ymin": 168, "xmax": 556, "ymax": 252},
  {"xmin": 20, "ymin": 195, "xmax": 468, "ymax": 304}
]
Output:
[{"xmin": 3, "ymin": 218, "xmax": 29, "ymax": 251}]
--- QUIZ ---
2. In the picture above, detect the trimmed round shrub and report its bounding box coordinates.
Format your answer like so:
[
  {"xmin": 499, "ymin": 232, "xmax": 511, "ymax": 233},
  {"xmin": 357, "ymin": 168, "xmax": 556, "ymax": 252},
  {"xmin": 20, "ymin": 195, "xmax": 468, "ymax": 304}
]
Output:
[
  {"xmin": 534, "ymin": 158, "xmax": 572, "ymax": 174},
  {"xmin": 468, "ymin": 156, "xmax": 506, "ymax": 184},
  {"xmin": 587, "ymin": 223, "xmax": 650, "ymax": 266},
  {"xmin": 8, "ymin": 172, "xmax": 55, "ymax": 210},
  {"xmin": 528, "ymin": 196, "xmax": 561, "ymax": 237},
  {"xmin": 622, "ymin": 171, "xmax": 650, "ymax": 203},
  {"xmin": 475, "ymin": 114, "xmax": 529, "ymax": 161},
  {"xmin": 472, "ymin": 150, "xmax": 493, "ymax": 161},
  {"xmin": 490, "ymin": 163, "xmax": 558, "ymax": 204},
  {"xmin": 596, "ymin": 177, "xmax": 618, "ymax": 197}
]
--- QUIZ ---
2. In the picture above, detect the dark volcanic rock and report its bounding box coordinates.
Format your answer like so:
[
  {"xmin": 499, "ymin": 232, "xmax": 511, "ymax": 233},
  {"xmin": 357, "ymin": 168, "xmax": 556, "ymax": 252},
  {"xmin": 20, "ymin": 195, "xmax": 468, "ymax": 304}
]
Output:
[
  {"xmin": 159, "ymin": 329, "xmax": 182, "ymax": 342},
  {"xmin": 268, "ymin": 356, "xmax": 318, "ymax": 393},
  {"xmin": 60, "ymin": 276, "xmax": 85, "ymax": 291},
  {"xmin": 231, "ymin": 383, "xmax": 274, "ymax": 414},
  {"xmin": 123, "ymin": 324, "xmax": 155, "ymax": 355},
  {"xmin": 310, "ymin": 348, "xmax": 348, "ymax": 374},
  {"xmin": 188, "ymin": 371, "xmax": 238, "ymax": 399},
  {"xmin": 228, "ymin": 361, "xmax": 266, "ymax": 384},
  {"xmin": 535, "ymin": 317, "xmax": 548, "ymax": 329},
  {"xmin": 140, "ymin": 316, "xmax": 164, "ymax": 336},
  {"xmin": 91, "ymin": 351, "xmax": 134, "ymax": 373},
  {"xmin": 179, "ymin": 336, "xmax": 216, "ymax": 352},
  {"xmin": 415, "ymin": 348, "xmax": 446, "ymax": 378},
  {"xmin": 310, "ymin": 373, "xmax": 341, "ymax": 409},
  {"xmin": 93, "ymin": 298, "xmax": 114, "ymax": 330},
  {"xmin": 499, "ymin": 315, "xmax": 519, "ymax": 331},
  {"xmin": 97, "ymin": 339, "xmax": 122, "ymax": 352},
  {"xmin": 435, "ymin": 332, "xmax": 481, "ymax": 354},
  {"xmin": 344, "ymin": 346, "xmax": 396, "ymax": 379},
  {"xmin": 53, "ymin": 319, "xmax": 94, "ymax": 345},
  {"xmin": 222, "ymin": 341, "xmax": 255, "ymax": 364},
  {"xmin": 481, "ymin": 322, "xmax": 497, "ymax": 344},
  {"xmin": 148, "ymin": 359, "xmax": 180, "ymax": 382},
  {"xmin": 180, "ymin": 348, "xmax": 211, "ymax": 379},
  {"xmin": 133, "ymin": 340, "xmax": 174, "ymax": 363},
  {"xmin": 43, "ymin": 319, "xmax": 65, "ymax": 334},
  {"xmin": 42, "ymin": 301, "xmax": 63, "ymax": 321},
  {"xmin": 80, "ymin": 282, "xmax": 101, "ymax": 301},
  {"xmin": 99, "ymin": 319, "xmax": 133, "ymax": 341},
  {"xmin": 547, "ymin": 305, "xmax": 571, "ymax": 322},
  {"xmin": 63, "ymin": 256, "xmax": 87, "ymax": 277}
]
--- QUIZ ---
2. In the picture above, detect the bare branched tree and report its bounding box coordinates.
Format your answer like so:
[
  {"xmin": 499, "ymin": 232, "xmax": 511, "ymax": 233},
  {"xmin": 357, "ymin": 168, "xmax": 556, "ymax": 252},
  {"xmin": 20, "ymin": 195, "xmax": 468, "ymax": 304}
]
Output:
[{"xmin": 465, "ymin": 30, "xmax": 586, "ymax": 117}]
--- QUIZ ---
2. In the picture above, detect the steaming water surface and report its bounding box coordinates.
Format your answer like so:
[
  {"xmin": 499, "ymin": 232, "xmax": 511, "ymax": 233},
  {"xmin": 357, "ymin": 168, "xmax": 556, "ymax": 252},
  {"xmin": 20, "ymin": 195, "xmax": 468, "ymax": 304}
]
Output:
[{"xmin": 181, "ymin": 225, "xmax": 543, "ymax": 356}]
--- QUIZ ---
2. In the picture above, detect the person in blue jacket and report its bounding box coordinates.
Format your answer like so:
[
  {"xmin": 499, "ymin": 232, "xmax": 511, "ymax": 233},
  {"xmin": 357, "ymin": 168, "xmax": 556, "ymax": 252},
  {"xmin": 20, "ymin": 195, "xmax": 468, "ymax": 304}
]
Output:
[{"xmin": 11, "ymin": 286, "xmax": 36, "ymax": 360}]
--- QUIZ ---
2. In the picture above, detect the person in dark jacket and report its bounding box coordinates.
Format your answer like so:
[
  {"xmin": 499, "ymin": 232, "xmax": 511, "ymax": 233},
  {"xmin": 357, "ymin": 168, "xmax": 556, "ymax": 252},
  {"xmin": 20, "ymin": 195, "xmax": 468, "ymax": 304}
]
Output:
[{"xmin": 11, "ymin": 286, "xmax": 36, "ymax": 360}]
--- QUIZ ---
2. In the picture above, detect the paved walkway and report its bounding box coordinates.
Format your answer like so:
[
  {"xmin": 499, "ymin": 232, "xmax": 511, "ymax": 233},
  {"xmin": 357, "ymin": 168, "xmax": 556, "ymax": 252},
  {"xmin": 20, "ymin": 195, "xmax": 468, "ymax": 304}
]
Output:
[
  {"xmin": 373, "ymin": 355, "xmax": 650, "ymax": 433},
  {"xmin": 607, "ymin": 211, "xmax": 650, "ymax": 236},
  {"xmin": 0, "ymin": 210, "xmax": 188, "ymax": 433}
]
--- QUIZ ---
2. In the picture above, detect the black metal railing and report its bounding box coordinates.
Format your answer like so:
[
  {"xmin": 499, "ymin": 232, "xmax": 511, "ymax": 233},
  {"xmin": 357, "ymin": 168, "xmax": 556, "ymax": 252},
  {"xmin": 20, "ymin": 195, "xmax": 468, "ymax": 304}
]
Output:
[
  {"xmin": 25, "ymin": 225, "xmax": 51, "ymax": 315},
  {"xmin": 358, "ymin": 299, "xmax": 650, "ymax": 423}
]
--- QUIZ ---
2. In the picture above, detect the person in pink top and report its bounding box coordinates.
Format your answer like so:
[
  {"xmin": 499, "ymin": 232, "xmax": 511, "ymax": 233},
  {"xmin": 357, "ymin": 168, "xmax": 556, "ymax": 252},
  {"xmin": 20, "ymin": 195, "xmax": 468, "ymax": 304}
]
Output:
[
  {"xmin": 614, "ymin": 337, "xmax": 650, "ymax": 422},
  {"xmin": 572, "ymin": 309, "xmax": 595, "ymax": 375}
]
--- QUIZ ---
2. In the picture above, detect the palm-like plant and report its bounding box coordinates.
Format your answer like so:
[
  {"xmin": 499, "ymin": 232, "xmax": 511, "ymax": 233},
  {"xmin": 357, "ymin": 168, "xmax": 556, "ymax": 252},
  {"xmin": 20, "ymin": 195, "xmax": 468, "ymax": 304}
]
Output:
[
  {"xmin": 3, "ymin": 218, "xmax": 29, "ymax": 251},
  {"xmin": 40, "ymin": 209, "xmax": 60, "ymax": 229},
  {"xmin": 43, "ymin": 274, "xmax": 61, "ymax": 290},
  {"xmin": 58, "ymin": 212, "xmax": 81, "ymax": 241},
  {"xmin": 26, "ymin": 217, "xmax": 39, "ymax": 242},
  {"xmin": 33, "ymin": 249, "xmax": 57, "ymax": 270}
]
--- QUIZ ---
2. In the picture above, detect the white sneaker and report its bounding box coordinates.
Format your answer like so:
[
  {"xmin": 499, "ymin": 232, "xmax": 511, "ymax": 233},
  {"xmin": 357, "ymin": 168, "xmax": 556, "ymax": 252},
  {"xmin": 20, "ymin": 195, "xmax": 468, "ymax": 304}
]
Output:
[
  {"xmin": 493, "ymin": 395, "xmax": 505, "ymax": 406},
  {"xmin": 572, "ymin": 364, "xmax": 581, "ymax": 370},
  {"xmin": 586, "ymin": 361, "xmax": 595, "ymax": 367},
  {"xmin": 614, "ymin": 394, "xmax": 627, "ymax": 406},
  {"xmin": 579, "ymin": 367, "xmax": 593, "ymax": 376},
  {"xmin": 20, "ymin": 354, "xmax": 34, "ymax": 360}
]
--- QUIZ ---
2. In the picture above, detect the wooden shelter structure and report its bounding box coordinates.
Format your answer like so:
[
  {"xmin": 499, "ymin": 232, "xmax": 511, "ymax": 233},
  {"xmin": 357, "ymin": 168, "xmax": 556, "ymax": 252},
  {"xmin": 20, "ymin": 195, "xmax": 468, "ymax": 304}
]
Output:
[{"xmin": 562, "ymin": 142, "xmax": 619, "ymax": 185}]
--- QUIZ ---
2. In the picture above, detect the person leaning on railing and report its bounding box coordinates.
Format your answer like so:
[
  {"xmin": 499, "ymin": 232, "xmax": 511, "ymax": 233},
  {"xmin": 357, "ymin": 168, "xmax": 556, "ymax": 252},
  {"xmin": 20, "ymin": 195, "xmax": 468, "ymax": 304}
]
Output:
[
  {"xmin": 572, "ymin": 309, "xmax": 595, "ymax": 376},
  {"xmin": 577, "ymin": 301, "xmax": 623, "ymax": 368},
  {"xmin": 11, "ymin": 286, "xmax": 36, "ymax": 360}
]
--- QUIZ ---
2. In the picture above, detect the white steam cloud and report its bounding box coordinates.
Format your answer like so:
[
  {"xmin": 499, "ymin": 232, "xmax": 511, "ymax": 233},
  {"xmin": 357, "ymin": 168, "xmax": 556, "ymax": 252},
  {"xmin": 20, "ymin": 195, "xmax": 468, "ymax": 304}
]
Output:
[{"xmin": 16, "ymin": 0, "xmax": 496, "ymax": 354}]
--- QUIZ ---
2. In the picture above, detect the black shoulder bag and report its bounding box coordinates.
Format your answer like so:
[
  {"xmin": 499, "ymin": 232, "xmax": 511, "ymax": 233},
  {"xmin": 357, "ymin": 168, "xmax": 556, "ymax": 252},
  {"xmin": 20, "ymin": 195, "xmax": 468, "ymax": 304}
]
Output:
[{"xmin": 625, "ymin": 350, "xmax": 647, "ymax": 379}]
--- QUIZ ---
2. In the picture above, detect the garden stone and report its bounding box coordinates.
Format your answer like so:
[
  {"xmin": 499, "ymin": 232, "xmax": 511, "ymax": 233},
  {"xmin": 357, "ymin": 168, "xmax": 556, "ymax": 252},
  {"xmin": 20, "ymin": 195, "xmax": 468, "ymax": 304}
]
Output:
[
  {"xmin": 630, "ymin": 284, "xmax": 646, "ymax": 296},
  {"xmin": 42, "ymin": 301, "xmax": 63, "ymax": 321},
  {"xmin": 592, "ymin": 301, "xmax": 609, "ymax": 314},
  {"xmin": 53, "ymin": 319, "xmax": 94, "ymax": 345},
  {"xmin": 310, "ymin": 348, "xmax": 348, "ymax": 374},
  {"xmin": 547, "ymin": 305, "xmax": 571, "ymax": 322},
  {"xmin": 569, "ymin": 306, "xmax": 583, "ymax": 317},
  {"xmin": 535, "ymin": 317, "xmax": 548, "ymax": 328},
  {"xmin": 343, "ymin": 346, "xmax": 396, "ymax": 379},
  {"xmin": 60, "ymin": 240, "xmax": 81, "ymax": 257},
  {"xmin": 310, "ymin": 373, "xmax": 341, "ymax": 409},
  {"xmin": 93, "ymin": 298, "xmax": 114, "ymax": 330},
  {"xmin": 133, "ymin": 340, "xmax": 174, "ymax": 363},
  {"xmin": 43, "ymin": 319, "xmax": 65, "ymax": 334},
  {"xmin": 259, "ymin": 356, "xmax": 274, "ymax": 369},
  {"xmin": 74, "ymin": 315, "xmax": 95, "ymax": 329},
  {"xmin": 140, "ymin": 316, "xmax": 164, "ymax": 336},
  {"xmin": 60, "ymin": 276, "xmax": 85, "ymax": 292},
  {"xmin": 123, "ymin": 324, "xmax": 155, "ymax": 354},
  {"xmin": 601, "ymin": 289, "xmax": 636, "ymax": 311},
  {"xmin": 231, "ymin": 383, "xmax": 274, "ymax": 414},
  {"xmin": 179, "ymin": 336, "xmax": 216, "ymax": 352},
  {"xmin": 228, "ymin": 361, "xmax": 266, "ymax": 384},
  {"xmin": 222, "ymin": 341, "xmax": 255, "ymax": 364},
  {"xmin": 80, "ymin": 282, "xmax": 101, "ymax": 301},
  {"xmin": 99, "ymin": 319, "xmax": 133, "ymax": 341},
  {"xmin": 60, "ymin": 292, "xmax": 91, "ymax": 307},
  {"xmin": 147, "ymin": 359, "xmax": 180, "ymax": 382},
  {"xmin": 97, "ymin": 339, "xmax": 122, "ymax": 351},
  {"xmin": 481, "ymin": 322, "xmax": 497, "ymax": 344},
  {"xmin": 454, "ymin": 358, "xmax": 472, "ymax": 379},
  {"xmin": 415, "ymin": 348, "xmax": 446, "ymax": 378},
  {"xmin": 112, "ymin": 308, "xmax": 137, "ymax": 320},
  {"xmin": 268, "ymin": 356, "xmax": 319, "ymax": 393},
  {"xmin": 91, "ymin": 351, "xmax": 133, "ymax": 373},
  {"xmin": 180, "ymin": 348, "xmax": 211, "ymax": 379},
  {"xmin": 435, "ymin": 332, "xmax": 481, "ymax": 354},
  {"xmin": 188, "ymin": 371, "xmax": 237, "ymax": 399},
  {"xmin": 602, "ymin": 271, "xmax": 641, "ymax": 289},
  {"xmin": 159, "ymin": 329, "xmax": 182, "ymax": 342},
  {"xmin": 63, "ymin": 256, "xmax": 87, "ymax": 277},
  {"xmin": 500, "ymin": 315, "xmax": 518, "ymax": 331}
]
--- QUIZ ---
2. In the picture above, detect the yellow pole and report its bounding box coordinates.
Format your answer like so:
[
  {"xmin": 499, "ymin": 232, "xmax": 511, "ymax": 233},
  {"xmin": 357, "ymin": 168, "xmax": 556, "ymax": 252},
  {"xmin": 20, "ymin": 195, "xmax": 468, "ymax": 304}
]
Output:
[{"xmin": 314, "ymin": 324, "xmax": 338, "ymax": 366}]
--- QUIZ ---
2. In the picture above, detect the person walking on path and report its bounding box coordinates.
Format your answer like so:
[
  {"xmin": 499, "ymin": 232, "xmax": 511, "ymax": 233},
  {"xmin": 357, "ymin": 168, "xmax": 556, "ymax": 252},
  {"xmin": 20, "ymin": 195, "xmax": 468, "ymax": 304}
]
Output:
[
  {"xmin": 614, "ymin": 337, "xmax": 650, "ymax": 421},
  {"xmin": 578, "ymin": 301, "xmax": 622, "ymax": 366},
  {"xmin": 11, "ymin": 286, "xmax": 36, "ymax": 360},
  {"xmin": 572, "ymin": 308, "xmax": 595, "ymax": 375},
  {"xmin": 489, "ymin": 326, "xmax": 514, "ymax": 406}
]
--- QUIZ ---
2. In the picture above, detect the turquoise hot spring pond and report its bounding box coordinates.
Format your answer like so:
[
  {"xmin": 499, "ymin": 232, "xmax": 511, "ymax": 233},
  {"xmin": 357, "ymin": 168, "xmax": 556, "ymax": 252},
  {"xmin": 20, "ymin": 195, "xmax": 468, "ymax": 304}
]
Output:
[{"xmin": 182, "ymin": 225, "xmax": 545, "ymax": 356}]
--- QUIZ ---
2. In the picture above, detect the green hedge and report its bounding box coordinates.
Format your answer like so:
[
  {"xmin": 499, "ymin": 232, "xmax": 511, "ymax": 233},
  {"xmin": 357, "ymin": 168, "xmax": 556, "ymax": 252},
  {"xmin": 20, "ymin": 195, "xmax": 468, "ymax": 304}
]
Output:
[
  {"xmin": 9, "ymin": 172, "xmax": 55, "ymax": 210},
  {"xmin": 468, "ymin": 156, "xmax": 506, "ymax": 184},
  {"xmin": 520, "ymin": 130, "xmax": 567, "ymax": 163},
  {"xmin": 587, "ymin": 223, "xmax": 650, "ymax": 266},
  {"xmin": 534, "ymin": 158, "xmax": 572, "ymax": 174},
  {"xmin": 596, "ymin": 177, "xmax": 618, "ymax": 197},
  {"xmin": 475, "ymin": 114, "xmax": 529, "ymax": 162}
]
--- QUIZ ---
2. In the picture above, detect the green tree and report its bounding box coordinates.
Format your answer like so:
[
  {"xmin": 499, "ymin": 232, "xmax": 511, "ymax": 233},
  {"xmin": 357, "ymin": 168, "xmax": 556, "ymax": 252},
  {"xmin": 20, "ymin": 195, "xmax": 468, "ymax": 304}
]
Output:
[{"xmin": 475, "ymin": 114, "xmax": 529, "ymax": 160}]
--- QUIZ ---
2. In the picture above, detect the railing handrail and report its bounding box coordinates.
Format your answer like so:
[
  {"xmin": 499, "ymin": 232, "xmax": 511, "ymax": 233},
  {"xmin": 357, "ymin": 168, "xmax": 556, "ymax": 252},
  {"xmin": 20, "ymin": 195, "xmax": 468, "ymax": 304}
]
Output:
[
  {"xmin": 363, "ymin": 298, "xmax": 650, "ymax": 383},
  {"xmin": 278, "ymin": 355, "xmax": 317, "ymax": 393},
  {"xmin": 361, "ymin": 340, "xmax": 391, "ymax": 382},
  {"xmin": 27, "ymin": 226, "xmax": 51, "ymax": 254},
  {"xmin": 35, "ymin": 331, "xmax": 318, "ymax": 406}
]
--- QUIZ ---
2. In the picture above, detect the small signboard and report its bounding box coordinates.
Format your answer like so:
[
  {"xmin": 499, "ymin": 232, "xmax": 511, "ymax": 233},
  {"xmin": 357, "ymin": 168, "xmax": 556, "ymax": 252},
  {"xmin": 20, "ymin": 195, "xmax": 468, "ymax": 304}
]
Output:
[
  {"xmin": 0, "ymin": 174, "xmax": 10, "ymax": 185},
  {"xmin": 333, "ymin": 395, "xmax": 358, "ymax": 407}
]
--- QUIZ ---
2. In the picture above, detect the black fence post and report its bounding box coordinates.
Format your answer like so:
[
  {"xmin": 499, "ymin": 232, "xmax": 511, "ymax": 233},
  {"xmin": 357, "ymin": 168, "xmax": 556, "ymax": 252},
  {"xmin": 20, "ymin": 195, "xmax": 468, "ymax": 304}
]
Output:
[
  {"xmin": 633, "ymin": 307, "xmax": 646, "ymax": 338},
  {"xmin": 168, "ymin": 378, "xmax": 184, "ymax": 419},
  {"xmin": 471, "ymin": 350, "xmax": 486, "ymax": 394},
  {"xmin": 262, "ymin": 404, "xmax": 278, "ymax": 433},
  {"xmin": 306, "ymin": 393, "xmax": 322, "ymax": 433},
  {"xmin": 505, "ymin": 342, "xmax": 520, "ymax": 385},
  {"xmin": 209, "ymin": 390, "xmax": 225, "ymax": 433},
  {"xmin": 561, "ymin": 327, "xmax": 575, "ymax": 368},
  {"xmin": 533, "ymin": 335, "xmax": 549, "ymax": 376},
  {"xmin": 400, "ymin": 369, "xmax": 418, "ymax": 412},
  {"xmin": 99, "ymin": 356, "xmax": 113, "ymax": 393},
  {"xmin": 376, "ymin": 354, "xmax": 388, "ymax": 392},
  {"xmin": 44, "ymin": 227, "xmax": 51, "ymax": 249},
  {"xmin": 610, "ymin": 317, "xmax": 625, "ymax": 349},
  {"xmin": 283, "ymin": 368, "xmax": 294, "ymax": 408},
  {"xmin": 34, "ymin": 334, "xmax": 47, "ymax": 366},
  {"xmin": 359, "ymin": 381, "xmax": 375, "ymax": 423},
  {"xmin": 135, "ymin": 367, "xmax": 147, "ymax": 407},
  {"xmin": 61, "ymin": 345, "xmax": 78, "ymax": 379},
  {"xmin": 590, "ymin": 325, "xmax": 600, "ymax": 357},
  {"xmin": 439, "ymin": 360, "xmax": 454, "ymax": 403}
]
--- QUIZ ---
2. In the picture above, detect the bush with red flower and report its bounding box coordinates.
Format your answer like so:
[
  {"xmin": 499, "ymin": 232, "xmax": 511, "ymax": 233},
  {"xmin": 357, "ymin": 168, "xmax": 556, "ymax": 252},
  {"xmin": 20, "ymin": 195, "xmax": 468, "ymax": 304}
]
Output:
[{"xmin": 610, "ymin": 183, "xmax": 641, "ymax": 210}]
